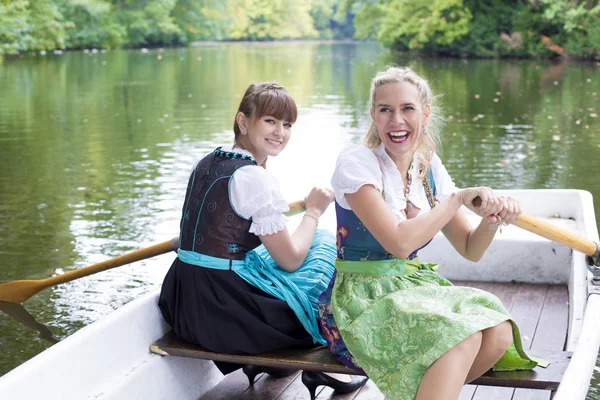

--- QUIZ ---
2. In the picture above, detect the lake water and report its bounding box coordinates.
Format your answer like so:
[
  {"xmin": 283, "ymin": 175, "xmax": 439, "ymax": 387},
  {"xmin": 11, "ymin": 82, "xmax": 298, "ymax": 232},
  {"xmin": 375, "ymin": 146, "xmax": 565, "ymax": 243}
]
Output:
[{"xmin": 0, "ymin": 42, "xmax": 599, "ymax": 397}]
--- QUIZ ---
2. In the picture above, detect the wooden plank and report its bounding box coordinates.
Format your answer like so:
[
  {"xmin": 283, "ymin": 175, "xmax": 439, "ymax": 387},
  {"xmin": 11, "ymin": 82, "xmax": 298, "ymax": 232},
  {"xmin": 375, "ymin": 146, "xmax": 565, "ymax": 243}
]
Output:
[
  {"xmin": 509, "ymin": 284, "xmax": 548, "ymax": 348},
  {"xmin": 199, "ymin": 369, "xmax": 260, "ymax": 400},
  {"xmin": 531, "ymin": 285, "xmax": 568, "ymax": 351},
  {"xmin": 471, "ymin": 386, "xmax": 514, "ymax": 400},
  {"xmin": 458, "ymin": 385, "xmax": 476, "ymax": 400},
  {"xmin": 240, "ymin": 372, "xmax": 300, "ymax": 400},
  {"xmin": 470, "ymin": 350, "xmax": 571, "ymax": 390},
  {"xmin": 512, "ymin": 388, "xmax": 554, "ymax": 400},
  {"xmin": 351, "ymin": 380, "xmax": 385, "ymax": 400},
  {"xmin": 513, "ymin": 285, "xmax": 569, "ymax": 400},
  {"xmin": 273, "ymin": 374, "xmax": 324, "ymax": 400},
  {"xmin": 152, "ymin": 331, "xmax": 359, "ymax": 374}
]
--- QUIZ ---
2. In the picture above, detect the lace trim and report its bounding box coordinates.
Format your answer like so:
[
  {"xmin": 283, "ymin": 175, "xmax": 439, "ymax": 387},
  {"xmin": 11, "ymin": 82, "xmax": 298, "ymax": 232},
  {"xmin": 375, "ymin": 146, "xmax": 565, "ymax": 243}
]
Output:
[{"xmin": 249, "ymin": 218, "xmax": 286, "ymax": 236}]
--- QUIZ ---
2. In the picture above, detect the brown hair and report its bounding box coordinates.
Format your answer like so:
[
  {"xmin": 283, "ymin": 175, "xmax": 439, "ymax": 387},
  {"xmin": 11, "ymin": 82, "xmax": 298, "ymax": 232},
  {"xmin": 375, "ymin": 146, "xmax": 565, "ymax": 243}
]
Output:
[
  {"xmin": 363, "ymin": 66, "xmax": 444, "ymax": 178},
  {"xmin": 233, "ymin": 82, "xmax": 298, "ymax": 146}
]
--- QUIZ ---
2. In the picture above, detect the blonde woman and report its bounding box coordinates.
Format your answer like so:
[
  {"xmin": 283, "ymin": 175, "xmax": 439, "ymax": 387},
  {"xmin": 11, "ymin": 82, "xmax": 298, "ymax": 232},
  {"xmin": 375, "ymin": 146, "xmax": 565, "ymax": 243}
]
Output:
[{"xmin": 315, "ymin": 67, "xmax": 537, "ymax": 400}]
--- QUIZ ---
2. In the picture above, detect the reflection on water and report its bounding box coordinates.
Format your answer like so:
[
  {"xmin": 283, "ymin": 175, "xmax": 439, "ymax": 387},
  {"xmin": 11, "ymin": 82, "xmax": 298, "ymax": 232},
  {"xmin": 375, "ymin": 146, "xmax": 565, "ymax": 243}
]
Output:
[
  {"xmin": 0, "ymin": 43, "xmax": 599, "ymax": 396},
  {"xmin": 0, "ymin": 301, "xmax": 58, "ymax": 344}
]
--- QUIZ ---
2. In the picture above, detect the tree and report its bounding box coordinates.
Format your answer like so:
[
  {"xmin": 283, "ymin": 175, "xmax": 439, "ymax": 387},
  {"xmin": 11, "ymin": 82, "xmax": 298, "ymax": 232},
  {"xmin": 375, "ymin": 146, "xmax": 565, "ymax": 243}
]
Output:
[{"xmin": 228, "ymin": 0, "xmax": 317, "ymax": 40}]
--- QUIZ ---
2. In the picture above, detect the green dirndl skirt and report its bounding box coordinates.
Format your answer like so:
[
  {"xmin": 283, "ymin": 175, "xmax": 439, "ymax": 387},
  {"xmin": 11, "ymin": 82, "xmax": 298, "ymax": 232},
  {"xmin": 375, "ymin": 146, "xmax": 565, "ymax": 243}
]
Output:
[{"xmin": 330, "ymin": 257, "xmax": 538, "ymax": 400}]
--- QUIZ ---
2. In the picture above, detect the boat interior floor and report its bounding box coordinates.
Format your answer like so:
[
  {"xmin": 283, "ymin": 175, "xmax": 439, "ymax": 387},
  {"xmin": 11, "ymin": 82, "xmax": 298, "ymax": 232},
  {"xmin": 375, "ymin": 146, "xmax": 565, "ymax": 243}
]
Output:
[{"xmin": 153, "ymin": 281, "xmax": 569, "ymax": 400}]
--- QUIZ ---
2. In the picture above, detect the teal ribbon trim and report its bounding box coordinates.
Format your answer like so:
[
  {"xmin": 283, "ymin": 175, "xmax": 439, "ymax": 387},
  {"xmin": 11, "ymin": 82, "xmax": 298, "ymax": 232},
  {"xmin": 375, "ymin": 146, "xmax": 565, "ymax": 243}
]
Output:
[
  {"xmin": 177, "ymin": 249, "xmax": 245, "ymax": 270},
  {"xmin": 177, "ymin": 248, "xmax": 326, "ymax": 346},
  {"xmin": 335, "ymin": 256, "xmax": 438, "ymax": 276}
]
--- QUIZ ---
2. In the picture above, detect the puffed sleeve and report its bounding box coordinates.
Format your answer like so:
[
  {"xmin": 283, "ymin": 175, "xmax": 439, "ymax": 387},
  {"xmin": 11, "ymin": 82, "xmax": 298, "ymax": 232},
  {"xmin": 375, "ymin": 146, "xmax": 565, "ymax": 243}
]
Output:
[
  {"xmin": 331, "ymin": 145, "xmax": 383, "ymax": 210},
  {"xmin": 431, "ymin": 153, "xmax": 458, "ymax": 202},
  {"xmin": 230, "ymin": 165, "xmax": 289, "ymax": 236}
]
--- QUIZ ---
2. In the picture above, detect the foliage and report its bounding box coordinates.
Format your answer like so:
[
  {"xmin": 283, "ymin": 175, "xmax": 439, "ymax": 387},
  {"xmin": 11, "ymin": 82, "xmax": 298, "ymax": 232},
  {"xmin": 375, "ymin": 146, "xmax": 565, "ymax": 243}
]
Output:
[
  {"xmin": 61, "ymin": 0, "xmax": 124, "ymax": 49},
  {"xmin": 534, "ymin": 0, "xmax": 600, "ymax": 58},
  {"xmin": 350, "ymin": 0, "xmax": 600, "ymax": 59},
  {"xmin": 0, "ymin": 0, "xmax": 68, "ymax": 54},
  {"xmin": 0, "ymin": 0, "xmax": 598, "ymax": 59},
  {"xmin": 228, "ymin": 0, "xmax": 317, "ymax": 40}
]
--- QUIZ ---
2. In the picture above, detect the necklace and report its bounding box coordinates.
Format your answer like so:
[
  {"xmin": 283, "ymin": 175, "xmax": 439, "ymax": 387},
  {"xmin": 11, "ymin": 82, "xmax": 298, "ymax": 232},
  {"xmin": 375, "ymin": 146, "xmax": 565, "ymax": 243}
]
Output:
[{"xmin": 404, "ymin": 167, "xmax": 413, "ymax": 215}]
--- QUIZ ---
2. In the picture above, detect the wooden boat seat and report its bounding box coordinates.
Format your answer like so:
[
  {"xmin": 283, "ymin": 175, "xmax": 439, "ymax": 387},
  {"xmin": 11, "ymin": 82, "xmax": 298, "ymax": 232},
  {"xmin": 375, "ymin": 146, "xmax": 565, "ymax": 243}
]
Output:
[{"xmin": 150, "ymin": 331, "xmax": 571, "ymax": 392}]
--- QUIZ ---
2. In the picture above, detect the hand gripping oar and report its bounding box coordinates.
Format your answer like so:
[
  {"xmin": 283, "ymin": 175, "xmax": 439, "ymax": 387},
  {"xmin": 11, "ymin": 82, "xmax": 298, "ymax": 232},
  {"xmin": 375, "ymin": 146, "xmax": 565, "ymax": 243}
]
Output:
[
  {"xmin": 0, "ymin": 200, "xmax": 307, "ymax": 304},
  {"xmin": 473, "ymin": 197, "xmax": 600, "ymax": 278}
]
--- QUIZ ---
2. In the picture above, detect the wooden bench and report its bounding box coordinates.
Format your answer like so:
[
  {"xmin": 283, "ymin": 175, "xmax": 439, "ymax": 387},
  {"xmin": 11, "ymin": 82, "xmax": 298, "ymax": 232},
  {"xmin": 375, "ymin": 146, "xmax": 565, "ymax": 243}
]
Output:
[{"xmin": 150, "ymin": 331, "xmax": 571, "ymax": 394}]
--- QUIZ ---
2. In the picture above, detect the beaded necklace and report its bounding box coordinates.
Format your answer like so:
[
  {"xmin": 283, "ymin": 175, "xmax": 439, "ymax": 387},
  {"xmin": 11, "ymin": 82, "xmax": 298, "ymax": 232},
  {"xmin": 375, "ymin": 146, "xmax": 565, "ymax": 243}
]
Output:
[
  {"xmin": 403, "ymin": 163, "xmax": 437, "ymax": 215},
  {"xmin": 382, "ymin": 161, "xmax": 437, "ymax": 216},
  {"xmin": 403, "ymin": 161, "xmax": 414, "ymax": 214}
]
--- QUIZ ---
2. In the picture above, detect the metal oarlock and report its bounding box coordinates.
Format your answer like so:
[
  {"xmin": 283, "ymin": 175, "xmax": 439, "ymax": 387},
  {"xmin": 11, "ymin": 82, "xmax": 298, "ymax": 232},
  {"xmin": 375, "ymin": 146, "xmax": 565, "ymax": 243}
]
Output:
[{"xmin": 586, "ymin": 242, "xmax": 600, "ymax": 285}]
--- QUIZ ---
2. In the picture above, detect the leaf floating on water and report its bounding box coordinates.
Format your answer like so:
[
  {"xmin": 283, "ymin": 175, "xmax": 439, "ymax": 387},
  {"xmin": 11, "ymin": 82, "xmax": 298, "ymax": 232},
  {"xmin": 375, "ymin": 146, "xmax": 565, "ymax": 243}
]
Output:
[
  {"xmin": 552, "ymin": 135, "xmax": 561, "ymax": 141},
  {"xmin": 591, "ymin": 113, "xmax": 598, "ymax": 118}
]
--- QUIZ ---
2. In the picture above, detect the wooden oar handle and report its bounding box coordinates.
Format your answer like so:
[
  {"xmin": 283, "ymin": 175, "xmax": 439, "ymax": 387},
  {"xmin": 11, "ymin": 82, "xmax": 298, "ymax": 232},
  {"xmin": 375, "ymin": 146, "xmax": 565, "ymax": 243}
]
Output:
[
  {"xmin": 44, "ymin": 240, "xmax": 174, "ymax": 286},
  {"xmin": 285, "ymin": 200, "xmax": 306, "ymax": 216},
  {"xmin": 472, "ymin": 196, "xmax": 598, "ymax": 257}
]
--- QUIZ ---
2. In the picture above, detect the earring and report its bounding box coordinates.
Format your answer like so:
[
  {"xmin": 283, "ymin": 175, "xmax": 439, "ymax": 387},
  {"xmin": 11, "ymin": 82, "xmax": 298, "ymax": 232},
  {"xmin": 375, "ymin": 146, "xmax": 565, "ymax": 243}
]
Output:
[
  {"xmin": 241, "ymin": 129, "xmax": 247, "ymax": 135},
  {"xmin": 423, "ymin": 126, "xmax": 427, "ymax": 136}
]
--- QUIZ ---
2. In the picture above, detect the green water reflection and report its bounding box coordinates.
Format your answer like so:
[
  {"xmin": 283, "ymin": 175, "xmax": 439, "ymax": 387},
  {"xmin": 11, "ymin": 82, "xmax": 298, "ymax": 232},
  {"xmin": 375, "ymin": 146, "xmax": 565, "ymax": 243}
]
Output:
[{"xmin": 0, "ymin": 42, "xmax": 599, "ymax": 396}]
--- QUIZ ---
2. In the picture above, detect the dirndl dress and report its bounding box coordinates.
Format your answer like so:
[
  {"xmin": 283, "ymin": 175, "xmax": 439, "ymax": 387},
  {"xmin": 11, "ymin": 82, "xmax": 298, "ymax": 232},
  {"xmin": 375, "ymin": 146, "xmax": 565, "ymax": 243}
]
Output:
[
  {"xmin": 318, "ymin": 178, "xmax": 537, "ymax": 400},
  {"xmin": 159, "ymin": 147, "xmax": 335, "ymax": 368}
]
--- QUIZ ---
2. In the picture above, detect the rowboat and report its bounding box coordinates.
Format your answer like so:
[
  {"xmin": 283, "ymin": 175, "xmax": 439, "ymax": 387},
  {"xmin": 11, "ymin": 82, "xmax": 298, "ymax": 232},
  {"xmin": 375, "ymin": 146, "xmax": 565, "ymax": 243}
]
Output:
[{"xmin": 0, "ymin": 189, "xmax": 599, "ymax": 400}]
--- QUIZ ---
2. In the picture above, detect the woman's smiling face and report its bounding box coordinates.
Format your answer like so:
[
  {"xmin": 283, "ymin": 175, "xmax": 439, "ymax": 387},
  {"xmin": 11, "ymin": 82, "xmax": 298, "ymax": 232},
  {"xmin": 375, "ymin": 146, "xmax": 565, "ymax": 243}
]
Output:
[
  {"xmin": 245, "ymin": 115, "xmax": 292, "ymax": 161},
  {"xmin": 370, "ymin": 81, "xmax": 427, "ymax": 160}
]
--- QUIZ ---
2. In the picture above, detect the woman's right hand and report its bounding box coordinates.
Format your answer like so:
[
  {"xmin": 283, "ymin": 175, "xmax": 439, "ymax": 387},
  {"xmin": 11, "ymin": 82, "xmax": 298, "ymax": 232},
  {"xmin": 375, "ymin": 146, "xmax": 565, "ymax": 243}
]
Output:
[
  {"xmin": 304, "ymin": 187, "xmax": 334, "ymax": 217},
  {"xmin": 459, "ymin": 186, "xmax": 503, "ymax": 222}
]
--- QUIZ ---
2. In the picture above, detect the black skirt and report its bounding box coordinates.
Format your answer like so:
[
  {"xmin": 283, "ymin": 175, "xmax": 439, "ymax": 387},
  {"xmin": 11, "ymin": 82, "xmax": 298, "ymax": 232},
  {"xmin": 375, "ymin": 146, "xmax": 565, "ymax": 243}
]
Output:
[{"xmin": 158, "ymin": 258, "xmax": 314, "ymax": 355}]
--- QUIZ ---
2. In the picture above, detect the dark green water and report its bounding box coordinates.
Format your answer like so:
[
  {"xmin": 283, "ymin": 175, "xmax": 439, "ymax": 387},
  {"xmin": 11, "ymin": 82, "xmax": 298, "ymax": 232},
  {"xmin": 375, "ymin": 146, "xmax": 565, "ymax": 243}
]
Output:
[{"xmin": 0, "ymin": 42, "xmax": 599, "ymax": 396}]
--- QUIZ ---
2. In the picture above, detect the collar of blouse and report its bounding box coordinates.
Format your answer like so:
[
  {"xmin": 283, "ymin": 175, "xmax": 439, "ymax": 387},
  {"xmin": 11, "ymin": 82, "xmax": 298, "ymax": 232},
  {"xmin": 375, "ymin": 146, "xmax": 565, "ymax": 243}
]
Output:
[{"xmin": 373, "ymin": 143, "xmax": 432, "ymax": 213}]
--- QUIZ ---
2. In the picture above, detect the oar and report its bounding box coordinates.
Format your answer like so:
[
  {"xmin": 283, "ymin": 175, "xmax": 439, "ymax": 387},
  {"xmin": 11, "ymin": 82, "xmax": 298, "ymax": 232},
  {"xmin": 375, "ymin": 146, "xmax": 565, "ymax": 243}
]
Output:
[
  {"xmin": 473, "ymin": 197, "xmax": 600, "ymax": 267},
  {"xmin": 0, "ymin": 200, "xmax": 307, "ymax": 304},
  {"xmin": 0, "ymin": 300, "xmax": 59, "ymax": 344}
]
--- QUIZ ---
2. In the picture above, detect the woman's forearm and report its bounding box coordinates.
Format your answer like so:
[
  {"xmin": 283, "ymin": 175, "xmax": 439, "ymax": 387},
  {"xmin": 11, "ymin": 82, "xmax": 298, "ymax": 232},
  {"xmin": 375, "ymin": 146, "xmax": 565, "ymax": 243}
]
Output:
[
  {"xmin": 462, "ymin": 219, "xmax": 497, "ymax": 262},
  {"xmin": 390, "ymin": 192, "xmax": 464, "ymax": 258}
]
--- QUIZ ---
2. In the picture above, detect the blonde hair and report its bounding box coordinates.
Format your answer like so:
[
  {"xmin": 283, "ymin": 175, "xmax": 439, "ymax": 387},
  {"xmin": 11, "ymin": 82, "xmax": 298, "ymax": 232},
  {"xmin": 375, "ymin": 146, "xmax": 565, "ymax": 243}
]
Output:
[{"xmin": 363, "ymin": 66, "xmax": 443, "ymax": 178}]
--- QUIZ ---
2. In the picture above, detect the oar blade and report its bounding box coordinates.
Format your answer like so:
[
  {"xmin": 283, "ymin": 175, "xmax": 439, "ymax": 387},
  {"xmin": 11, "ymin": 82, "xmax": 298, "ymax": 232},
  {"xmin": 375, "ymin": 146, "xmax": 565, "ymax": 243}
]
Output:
[{"xmin": 0, "ymin": 280, "xmax": 44, "ymax": 304}]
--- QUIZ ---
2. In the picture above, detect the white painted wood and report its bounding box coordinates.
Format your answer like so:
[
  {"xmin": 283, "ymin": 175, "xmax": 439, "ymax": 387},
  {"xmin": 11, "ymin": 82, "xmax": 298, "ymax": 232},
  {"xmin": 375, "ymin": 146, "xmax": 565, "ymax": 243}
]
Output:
[
  {"xmin": 554, "ymin": 294, "xmax": 600, "ymax": 400},
  {"xmin": 0, "ymin": 290, "xmax": 222, "ymax": 400}
]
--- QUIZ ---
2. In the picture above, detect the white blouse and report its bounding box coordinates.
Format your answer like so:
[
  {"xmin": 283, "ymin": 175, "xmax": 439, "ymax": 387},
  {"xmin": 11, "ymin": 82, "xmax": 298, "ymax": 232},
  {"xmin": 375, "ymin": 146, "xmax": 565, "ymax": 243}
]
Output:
[
  {"xmin": 331, "ymin": 144, "xmax": 458, "ymax": 221},
  {"xmin": 221, "ymin": 144, "xmax": 289, "ymax": 236}
]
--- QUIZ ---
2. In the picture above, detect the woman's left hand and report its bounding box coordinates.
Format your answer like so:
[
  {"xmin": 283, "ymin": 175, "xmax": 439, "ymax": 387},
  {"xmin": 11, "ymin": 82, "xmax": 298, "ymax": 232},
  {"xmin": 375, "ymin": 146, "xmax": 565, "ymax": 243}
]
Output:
[{"xmin": 488, "ymin": 196, "xmax": 522, "ymax": 224}]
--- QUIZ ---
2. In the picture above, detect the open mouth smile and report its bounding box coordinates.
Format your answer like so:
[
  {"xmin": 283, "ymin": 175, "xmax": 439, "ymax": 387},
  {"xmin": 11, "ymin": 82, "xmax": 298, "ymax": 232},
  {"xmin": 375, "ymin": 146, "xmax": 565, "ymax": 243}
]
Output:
[{"xmin": 387, "ymin": 130, "xmax": 410, "ymax": 144}]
